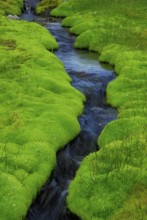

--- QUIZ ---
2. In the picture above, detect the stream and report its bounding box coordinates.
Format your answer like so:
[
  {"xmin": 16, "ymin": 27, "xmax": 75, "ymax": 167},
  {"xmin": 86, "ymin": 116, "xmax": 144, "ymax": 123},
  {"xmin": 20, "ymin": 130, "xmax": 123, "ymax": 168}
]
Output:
[{"xmin": 21, "ymin": 3, "xmax": 117, "ymax": 220}]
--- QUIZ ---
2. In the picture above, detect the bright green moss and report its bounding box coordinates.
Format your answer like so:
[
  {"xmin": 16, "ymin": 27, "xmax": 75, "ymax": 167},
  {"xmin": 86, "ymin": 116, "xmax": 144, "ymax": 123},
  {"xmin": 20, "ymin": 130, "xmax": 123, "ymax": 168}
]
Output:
[
  {"xmin": 0, "ymin": 15, "xmax": 85, "ymax": 219},
  {"xmin": 74, "ymin": 30, "xmax": 96, "ymax": 49},
  {"xmin": 67, "ymin": 136, "xmax": 147, "ymax": 220},
  {"xmin": 36, "ymin": 0, "xmax": 62, "ymax": 15},
  {"xmin": 118, "ymin": 108, "xmax": 147, "ymax": 118},
  {"xmin": 106, "ymin": 76, "xmax": 147, "ymax": 107},
  {"xmin": 51, "ymin": 1, "xmax": 75, "ymax": 17},
  {"xmin": 98, "ymin": 118, "xmax": 147, "ymax": 148},
  {"xmin": 52, "ymin": 0, "xmax": 147, "ymax": 219},
  {"xmin": 70, "ymin": 20, "xmax": 96, "ymax": 35},
  {"xmin": 121, "ymin": 100, "xmax": 147, "ymax": 110},
  {"xmin": 0, "ymin": 173, "xmax": 30, "ymax": 220},
  {"xmin": 0, "ymin": 0, "xmax": 23, "ymax": 15},
  {"xmin": 67, "ymin": 115, "xmax": 147, "ymax": 220},
  {"xmin": 61, "ymin": 15, "xmax": 86, "ymax": 27}
]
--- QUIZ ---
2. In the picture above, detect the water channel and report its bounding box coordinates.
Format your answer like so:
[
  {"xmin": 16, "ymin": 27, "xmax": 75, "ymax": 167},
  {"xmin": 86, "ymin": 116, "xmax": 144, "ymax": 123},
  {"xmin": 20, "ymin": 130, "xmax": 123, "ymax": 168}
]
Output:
[{"xmin": 21, "ymin": 3, "xmax": 117, "ymax": 220}]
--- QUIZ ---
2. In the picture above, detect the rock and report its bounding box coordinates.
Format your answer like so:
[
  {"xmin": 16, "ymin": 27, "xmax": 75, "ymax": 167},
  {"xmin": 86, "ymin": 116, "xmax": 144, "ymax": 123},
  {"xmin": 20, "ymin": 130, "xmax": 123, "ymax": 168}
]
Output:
[{"xmin": 7, "ymin": 15, "xmax": 20, "ymax": 20}]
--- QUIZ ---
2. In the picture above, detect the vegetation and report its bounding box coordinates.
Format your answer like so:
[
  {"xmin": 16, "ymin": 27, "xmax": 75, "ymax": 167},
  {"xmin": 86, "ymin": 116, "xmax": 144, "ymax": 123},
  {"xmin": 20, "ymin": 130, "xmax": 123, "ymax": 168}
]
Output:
[
  {"xmin": 36, "ymin": 0, "xmax": 62, "ymax": 15},
  {"xmin": 51, "ymin": 0, "xmax": 147, "ymax": 219},
  {"xmin": 0, "ymin": 2, "xmax": 85, "ymax": 220},
  {"xmin": 0, "ymin": 0, "xmax": 23, "ymax": 16}
]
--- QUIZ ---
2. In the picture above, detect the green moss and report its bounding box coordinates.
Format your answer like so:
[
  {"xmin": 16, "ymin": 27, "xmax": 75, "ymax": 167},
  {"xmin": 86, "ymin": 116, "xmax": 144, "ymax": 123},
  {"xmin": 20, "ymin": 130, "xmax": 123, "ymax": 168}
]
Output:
[
  {"xmin": 70, "ymin": 20, "xmax": 96, "ymax": 35},
  {"xmin": 67, "ymin": 136, "xmax": 147, "ymax": 220},
  {"xmin": 61, "ymin": 15, "xmax": 86, "ymax": 27},
  {"xmin": 51, "ymin": 0, "xmax": 147, "ymax": 219},
  {"xmin": 0, "ymin": 0, "xmax": 23, "ymax": 15},
  {"xmin": 118, "ymin": 108, "xmax": 147, "ymax": 119},
  {"xmin": 0, "ymin": 14, "xmax": 85, "ymax": 219},
  {"xmin": 36, "ymin": 0, "xmax": 62, "ymax": 15},
  {"xmin": 68, "ymin": 154, "xmax": 146, "ymax": 219},
  {"xmin": 51, "ymin": 1, "xmax": 75, "ymax": 17},
  {"xmin": 98, "ymin": 118, "xmax": 146, "ymax": 148},
  {"xmin": 74, "ymin": 30, "xmax": 97, "ymax": 49}
]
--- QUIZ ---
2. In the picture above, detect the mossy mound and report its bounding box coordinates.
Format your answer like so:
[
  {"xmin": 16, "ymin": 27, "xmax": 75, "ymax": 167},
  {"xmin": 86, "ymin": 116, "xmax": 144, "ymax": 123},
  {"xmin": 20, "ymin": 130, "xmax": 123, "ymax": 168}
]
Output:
[
  {"xmin": 51, "ymin": 0, "xmax": 147, "ymax": 219},
  {"xmin": 68, "ymin": 136, "xmax": 147, "ymax": 220},
  {"xmin": 0, "ymin": 14, "xmax": 84, "ymax": 220},
  {"xmin": 0, "ymin": 0, "xmax": 23, "ymax": 15},
  {"xmin": 36, "ymin": 0, "xmax": 62, "ymax": 15}
]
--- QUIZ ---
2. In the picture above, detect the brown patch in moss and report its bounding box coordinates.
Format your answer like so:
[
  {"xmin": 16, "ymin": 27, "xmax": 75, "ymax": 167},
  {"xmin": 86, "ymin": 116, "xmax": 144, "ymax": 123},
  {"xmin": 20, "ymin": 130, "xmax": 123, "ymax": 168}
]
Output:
[
  {"xmin": 113, "ymin": 184, "xmax": 147, "ymax": 220},
  {"xmin": 0, "ymin": 38, "xmax": 16, "ymax": 50}
]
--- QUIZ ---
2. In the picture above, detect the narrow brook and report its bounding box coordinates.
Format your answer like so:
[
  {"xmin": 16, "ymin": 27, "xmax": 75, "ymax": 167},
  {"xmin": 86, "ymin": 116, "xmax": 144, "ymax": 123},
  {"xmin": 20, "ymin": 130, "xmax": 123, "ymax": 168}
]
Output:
[{"xmin": 21, "ymin": 4, "xmax": 117, "ymax": 220}]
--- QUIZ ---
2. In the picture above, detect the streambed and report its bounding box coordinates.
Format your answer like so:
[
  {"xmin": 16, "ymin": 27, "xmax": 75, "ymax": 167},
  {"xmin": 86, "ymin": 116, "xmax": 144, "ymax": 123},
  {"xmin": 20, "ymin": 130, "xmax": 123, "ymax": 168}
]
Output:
[{"xmin": 21, "ymin": 6, "xmax": 117, "ymax": 220}]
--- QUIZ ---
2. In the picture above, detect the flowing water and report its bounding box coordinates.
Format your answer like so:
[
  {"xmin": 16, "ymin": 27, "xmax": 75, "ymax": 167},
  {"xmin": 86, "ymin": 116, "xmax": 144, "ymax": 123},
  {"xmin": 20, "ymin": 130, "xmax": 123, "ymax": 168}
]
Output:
[{"xmin": 21, "ymin": 3, "xmax": 117, "ymax": 220}]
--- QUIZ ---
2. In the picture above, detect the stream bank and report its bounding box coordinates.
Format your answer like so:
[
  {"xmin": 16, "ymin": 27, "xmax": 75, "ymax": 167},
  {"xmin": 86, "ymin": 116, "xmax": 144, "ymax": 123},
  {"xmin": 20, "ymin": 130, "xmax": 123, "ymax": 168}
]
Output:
[
  {"xmin": 50, "ymin": 1, "xmax": 147, "ymax": 220},
  {"xmin": 22, "ymin": 9, "xmax": 117, "ymax": 220}
]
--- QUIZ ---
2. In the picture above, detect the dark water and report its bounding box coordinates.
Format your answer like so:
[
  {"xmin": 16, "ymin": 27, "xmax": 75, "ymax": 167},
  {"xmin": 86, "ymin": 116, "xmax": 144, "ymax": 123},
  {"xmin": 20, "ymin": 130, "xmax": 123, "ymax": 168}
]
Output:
[
  {"xmin": 21, "ymin": 0, "xmax": 39, "ymax": 21},
  {"xmin": 21, "ymin": 4, "xmax": 117, "ymax": 220}
]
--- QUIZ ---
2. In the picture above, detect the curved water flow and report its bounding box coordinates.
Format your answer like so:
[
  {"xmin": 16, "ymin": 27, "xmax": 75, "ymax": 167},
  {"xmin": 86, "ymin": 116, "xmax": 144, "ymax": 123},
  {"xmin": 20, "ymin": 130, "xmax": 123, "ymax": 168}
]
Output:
[{"xmin": 22, "ymin": 6, "xmax": 117, "ymax": 220}]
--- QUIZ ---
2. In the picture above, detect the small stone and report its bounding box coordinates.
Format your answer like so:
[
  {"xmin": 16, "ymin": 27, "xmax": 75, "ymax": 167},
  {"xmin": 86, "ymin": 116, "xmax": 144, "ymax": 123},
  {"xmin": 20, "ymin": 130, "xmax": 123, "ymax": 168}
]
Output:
[{"xmin": 7, "ymin": 15, "xmax": 20, "ymax": 20}]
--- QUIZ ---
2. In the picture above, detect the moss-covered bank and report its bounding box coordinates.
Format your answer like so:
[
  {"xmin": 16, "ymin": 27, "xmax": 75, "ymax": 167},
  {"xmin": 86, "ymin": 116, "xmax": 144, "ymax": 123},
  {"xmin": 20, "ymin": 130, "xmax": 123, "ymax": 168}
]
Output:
[
  {"xmin": 0, "ymin": 0, "xmax": 23, "ymax": 16},
  {"xmin": 51, "ymin": 0, "xmax": 147, "ymax": 219},
  {"xmin": 0, "ymin": 2, "xmax": 85, "ymax": 220},
  {"xmin": 36, "ymin": 0, "xmax": 62, "ymax": 15}
]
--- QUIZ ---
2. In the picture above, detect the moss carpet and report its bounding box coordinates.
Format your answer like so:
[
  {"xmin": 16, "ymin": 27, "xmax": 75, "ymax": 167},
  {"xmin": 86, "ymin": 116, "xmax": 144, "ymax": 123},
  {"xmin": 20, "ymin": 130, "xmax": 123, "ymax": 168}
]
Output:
[
  {"xmin": 50, "ymin": 0, "xmax": 147, "ymax": 219},
  {"xmin": 0, "ymin": 1, "xmax": 85, "ymax": 219}
]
